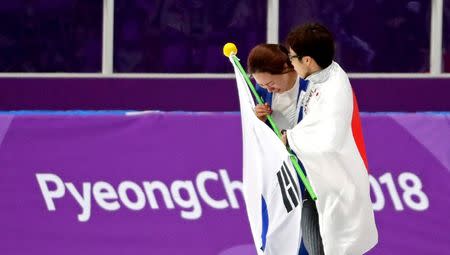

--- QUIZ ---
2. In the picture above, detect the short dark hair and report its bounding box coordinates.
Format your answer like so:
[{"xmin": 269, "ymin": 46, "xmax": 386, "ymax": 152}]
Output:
[
  {"xmin": 247, "ymin": 44, "xmax": 293, "ymax": 74},
  {"xmin": 286, "ymin": 23, "xmax": 335, "ymax": 69}
]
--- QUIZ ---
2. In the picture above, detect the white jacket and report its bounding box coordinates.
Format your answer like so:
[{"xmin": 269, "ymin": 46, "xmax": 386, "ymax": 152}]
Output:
[{"xmin": 287, "ymin": 62, "xmax": 378, "ymax": 255}]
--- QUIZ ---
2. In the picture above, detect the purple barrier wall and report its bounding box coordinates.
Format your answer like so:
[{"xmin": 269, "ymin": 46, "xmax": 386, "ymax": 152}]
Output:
[
  {"xmin": 0, "ymin": 112, "xmax": 449, "ymax": 254},
  {"xmin": 1, "ymin": 78, "xmax": 450, "ymax": 112}
]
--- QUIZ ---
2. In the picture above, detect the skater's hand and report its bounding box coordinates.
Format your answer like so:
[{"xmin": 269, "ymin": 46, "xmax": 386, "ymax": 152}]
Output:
[{"xmin": 255, "ymin": 103, "xmax": 272, "ymax": 122}]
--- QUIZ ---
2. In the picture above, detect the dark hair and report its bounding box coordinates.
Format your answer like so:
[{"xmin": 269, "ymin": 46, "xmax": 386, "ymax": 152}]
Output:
[
  {"xmin": 286, "ymin": 23, "xmax": 335, "ymax": 69},
  {"xmin": 247, "ymin": 44, "xmax": 293, "ymax": 74}
]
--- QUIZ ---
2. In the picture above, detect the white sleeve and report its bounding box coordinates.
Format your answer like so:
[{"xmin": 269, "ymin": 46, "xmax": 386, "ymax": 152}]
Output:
[{"xmin": 287, "ymin": 75, "xmax": 353, "ymax": 156}]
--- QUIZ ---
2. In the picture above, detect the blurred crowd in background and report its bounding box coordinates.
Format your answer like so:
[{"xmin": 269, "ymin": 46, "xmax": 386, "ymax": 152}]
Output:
[{"xmin": 0, "ymin": 0, "xmax": 448, "ymax": 73}]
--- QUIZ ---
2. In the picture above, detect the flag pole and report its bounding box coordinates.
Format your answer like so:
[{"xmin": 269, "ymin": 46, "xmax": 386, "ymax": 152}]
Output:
[{"xmin": 224, "ymin": 43, "xmax": 317, "ymax": 201}]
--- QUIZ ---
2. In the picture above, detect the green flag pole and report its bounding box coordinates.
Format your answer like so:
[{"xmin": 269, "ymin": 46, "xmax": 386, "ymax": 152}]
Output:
[{"xmin": 224, "ymin": 43, "xmax": 317, "ymax": 201}]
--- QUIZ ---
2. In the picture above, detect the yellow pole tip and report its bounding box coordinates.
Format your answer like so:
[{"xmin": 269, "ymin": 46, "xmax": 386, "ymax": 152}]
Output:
[{"xmin": 223, "ymin": 43, "xmax": 238, "ymax": 57}]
